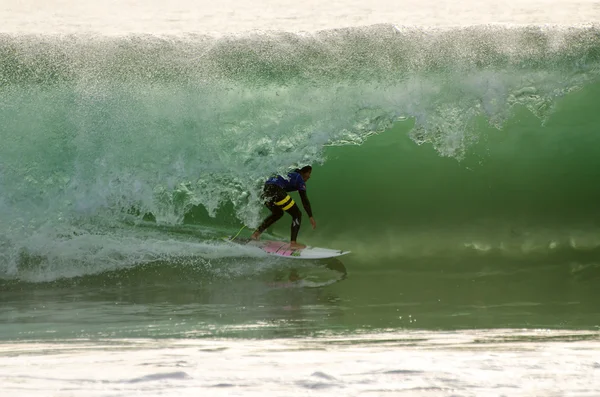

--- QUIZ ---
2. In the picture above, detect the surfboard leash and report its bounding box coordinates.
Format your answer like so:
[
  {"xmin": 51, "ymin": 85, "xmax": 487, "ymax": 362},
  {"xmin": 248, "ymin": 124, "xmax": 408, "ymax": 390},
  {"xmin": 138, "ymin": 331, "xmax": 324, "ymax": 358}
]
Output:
[{"xmin": 230, "ymin": 225, "xmax": 246, "ymax": 240}]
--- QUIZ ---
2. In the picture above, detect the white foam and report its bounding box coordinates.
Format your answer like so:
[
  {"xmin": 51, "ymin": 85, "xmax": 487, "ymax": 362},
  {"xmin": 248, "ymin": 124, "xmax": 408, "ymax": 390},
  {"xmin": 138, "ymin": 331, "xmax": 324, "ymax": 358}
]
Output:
[{"xmin": 1, "ymin": 330, "xmax": 598, "ymax": 396}]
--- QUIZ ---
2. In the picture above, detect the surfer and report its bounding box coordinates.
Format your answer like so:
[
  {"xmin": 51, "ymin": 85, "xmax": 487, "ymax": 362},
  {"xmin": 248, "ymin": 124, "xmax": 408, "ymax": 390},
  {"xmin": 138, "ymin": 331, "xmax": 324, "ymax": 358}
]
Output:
[{"xmin": 251, "ymin": 165, "xmax": 316, "ymax": 249}]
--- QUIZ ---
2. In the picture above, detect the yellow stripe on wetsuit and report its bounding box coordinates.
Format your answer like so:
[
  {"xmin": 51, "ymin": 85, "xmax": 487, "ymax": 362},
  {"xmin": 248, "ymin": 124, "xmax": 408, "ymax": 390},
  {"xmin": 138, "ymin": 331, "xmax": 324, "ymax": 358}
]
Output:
[{"xmin": 275, "ymin": 195, "xmax": 295, "ymax": 211}]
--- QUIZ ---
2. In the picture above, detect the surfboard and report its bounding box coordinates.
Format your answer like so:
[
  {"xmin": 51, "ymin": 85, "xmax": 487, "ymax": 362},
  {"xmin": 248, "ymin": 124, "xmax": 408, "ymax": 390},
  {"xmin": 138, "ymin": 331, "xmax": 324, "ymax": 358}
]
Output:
[{"xmin": 227, "ymin": 238, "xmax": 350, "ymax": 259}]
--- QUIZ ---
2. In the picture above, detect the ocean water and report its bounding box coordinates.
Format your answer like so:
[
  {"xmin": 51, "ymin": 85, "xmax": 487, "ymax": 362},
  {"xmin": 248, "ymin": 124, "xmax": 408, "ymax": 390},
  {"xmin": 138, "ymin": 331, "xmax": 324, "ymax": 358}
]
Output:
[{"xmin": 1, "ymin": 1, "xmax": 600, "ymax": 395}]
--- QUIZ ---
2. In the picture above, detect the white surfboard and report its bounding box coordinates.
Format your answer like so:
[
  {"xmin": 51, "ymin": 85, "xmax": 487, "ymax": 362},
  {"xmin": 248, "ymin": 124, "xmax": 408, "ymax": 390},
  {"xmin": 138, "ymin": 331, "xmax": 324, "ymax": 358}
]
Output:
[{"xmin": 228, "ymin": 238, "xmax": 350, "ymax": 259}]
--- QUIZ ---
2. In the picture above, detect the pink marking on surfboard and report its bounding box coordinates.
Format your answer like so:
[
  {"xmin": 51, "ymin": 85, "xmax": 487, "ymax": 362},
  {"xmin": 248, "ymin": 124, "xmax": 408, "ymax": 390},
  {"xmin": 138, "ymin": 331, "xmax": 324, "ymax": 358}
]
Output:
[{"xmin": 262, "ymin": 241, "xmax": 297, "ymax": 256}]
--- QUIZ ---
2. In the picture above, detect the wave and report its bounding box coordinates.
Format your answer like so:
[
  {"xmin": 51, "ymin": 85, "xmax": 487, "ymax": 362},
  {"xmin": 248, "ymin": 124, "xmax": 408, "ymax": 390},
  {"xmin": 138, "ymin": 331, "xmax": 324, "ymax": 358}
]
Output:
[{"xmin": 1, "ymin": 24, "xmax": 600, "ymax": 281}]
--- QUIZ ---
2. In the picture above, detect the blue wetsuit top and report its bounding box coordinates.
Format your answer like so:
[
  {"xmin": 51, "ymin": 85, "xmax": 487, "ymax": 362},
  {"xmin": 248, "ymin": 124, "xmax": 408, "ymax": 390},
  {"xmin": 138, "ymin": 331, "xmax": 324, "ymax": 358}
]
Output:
[
  {"xmin": 265, "ymin": 172, "xmax": 306, "ymax": 192},
  {"xmin": 265, "ymin": 172, "xmax": 312, "ymax": 217}
]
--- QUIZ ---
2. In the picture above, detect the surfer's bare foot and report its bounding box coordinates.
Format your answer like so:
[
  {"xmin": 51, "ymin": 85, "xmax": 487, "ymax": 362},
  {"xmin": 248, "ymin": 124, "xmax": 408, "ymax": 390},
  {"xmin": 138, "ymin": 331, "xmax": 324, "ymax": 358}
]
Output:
[
  {"xmin": 289, "ymin": 241, "xmax": 306, "ymax": 249},
  {"xmin": 251, "ymin": 231, "xmax": 261, "ymax": 240}
]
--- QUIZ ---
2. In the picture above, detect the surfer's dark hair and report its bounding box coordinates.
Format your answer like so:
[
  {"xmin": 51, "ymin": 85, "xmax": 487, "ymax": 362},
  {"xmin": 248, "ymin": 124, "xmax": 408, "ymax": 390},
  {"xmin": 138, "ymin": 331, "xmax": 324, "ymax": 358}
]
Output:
[{"xmin": 295, "ymin": 165, "xmax": 312, "ymax": 174}]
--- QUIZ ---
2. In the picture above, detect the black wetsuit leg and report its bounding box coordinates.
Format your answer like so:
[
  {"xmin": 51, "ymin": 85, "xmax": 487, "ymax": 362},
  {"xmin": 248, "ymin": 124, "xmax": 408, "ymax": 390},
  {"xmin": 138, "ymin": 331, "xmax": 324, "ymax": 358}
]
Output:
[
  {"xmin": 257, "ymin": 204, "xmax": 285, "ymax": 233},
  {"xmin": 257, "ymin": 184, "xmax": 302, "ymax": 241}
]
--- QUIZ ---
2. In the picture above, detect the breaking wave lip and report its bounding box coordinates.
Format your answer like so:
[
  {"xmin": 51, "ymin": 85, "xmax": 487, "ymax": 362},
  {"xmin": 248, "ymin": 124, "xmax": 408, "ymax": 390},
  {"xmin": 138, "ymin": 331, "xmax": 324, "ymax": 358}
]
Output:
[{"xmin": 1, "ymin": 25, "xmax": 598, "ymax": 214}]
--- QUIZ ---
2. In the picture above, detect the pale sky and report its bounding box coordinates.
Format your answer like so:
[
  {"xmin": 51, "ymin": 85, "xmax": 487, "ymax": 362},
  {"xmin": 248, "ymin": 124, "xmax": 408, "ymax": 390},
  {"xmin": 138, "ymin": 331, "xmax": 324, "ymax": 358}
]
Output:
[{"xmin": 1, "ymin": 0, "xmax": 599, "ymax": 35}]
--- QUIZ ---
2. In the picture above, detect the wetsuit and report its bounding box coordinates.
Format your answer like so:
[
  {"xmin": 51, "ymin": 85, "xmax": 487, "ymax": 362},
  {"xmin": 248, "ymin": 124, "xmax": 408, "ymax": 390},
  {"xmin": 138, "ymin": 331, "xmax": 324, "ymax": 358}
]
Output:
[{"xmin": 256, "ymin": 172, "xmax": 313, "ymax": 241}]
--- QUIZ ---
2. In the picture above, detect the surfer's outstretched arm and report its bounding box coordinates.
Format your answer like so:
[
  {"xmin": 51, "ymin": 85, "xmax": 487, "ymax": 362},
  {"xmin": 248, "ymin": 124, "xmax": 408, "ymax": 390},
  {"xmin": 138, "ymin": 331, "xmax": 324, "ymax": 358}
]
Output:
[{"xmin": 298, "ymin": 190, "xmax": 316, "ymax": 229}]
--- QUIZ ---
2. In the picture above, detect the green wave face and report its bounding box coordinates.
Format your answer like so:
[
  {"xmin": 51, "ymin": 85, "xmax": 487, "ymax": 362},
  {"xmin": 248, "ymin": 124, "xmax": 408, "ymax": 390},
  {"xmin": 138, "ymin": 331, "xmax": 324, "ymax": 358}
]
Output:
[{"xmin": 1, "ymin": 25, "xmax": 600, "ymax": 281}]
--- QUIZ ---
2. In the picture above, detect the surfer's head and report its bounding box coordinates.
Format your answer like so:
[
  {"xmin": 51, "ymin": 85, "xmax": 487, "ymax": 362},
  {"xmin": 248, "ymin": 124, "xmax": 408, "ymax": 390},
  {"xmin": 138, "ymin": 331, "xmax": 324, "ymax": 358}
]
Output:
[{"xmin": 296, "ymin": 165, "xmax": 312, "ymax": 182}]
